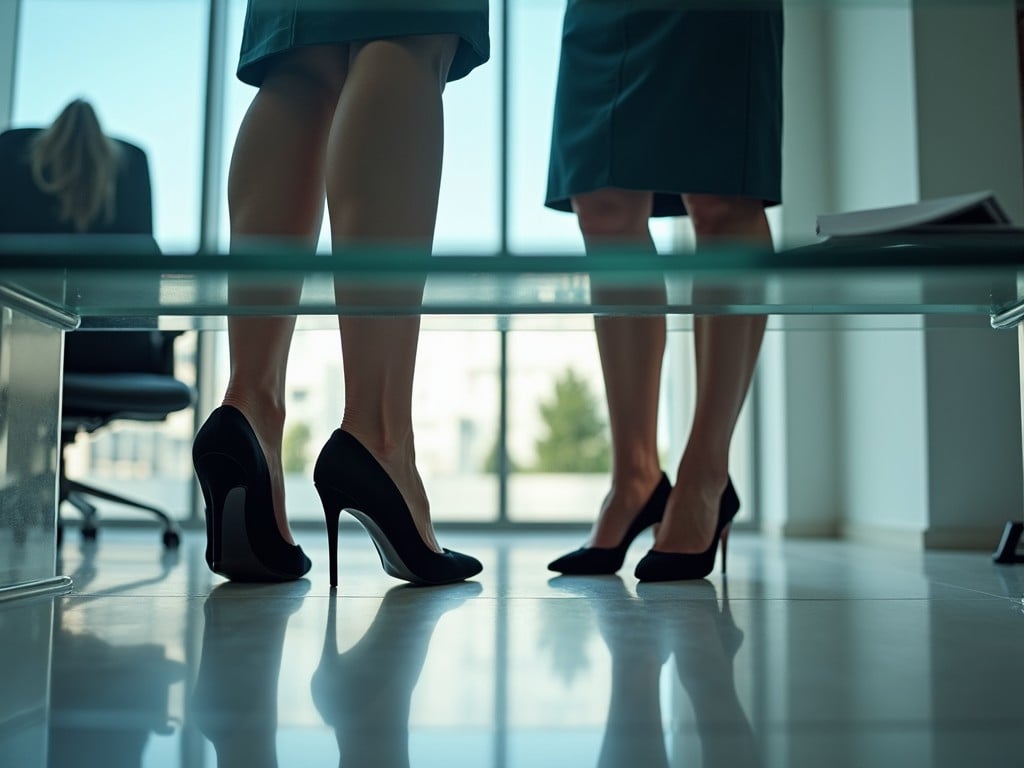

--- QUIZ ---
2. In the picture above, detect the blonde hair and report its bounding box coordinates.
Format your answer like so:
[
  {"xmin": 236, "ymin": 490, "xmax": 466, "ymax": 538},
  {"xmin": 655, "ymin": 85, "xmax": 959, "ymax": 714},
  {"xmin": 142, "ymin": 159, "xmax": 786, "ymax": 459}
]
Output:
[{"xmin": 30, "ymin": 99, "xmax": 121, "ymax": 232}]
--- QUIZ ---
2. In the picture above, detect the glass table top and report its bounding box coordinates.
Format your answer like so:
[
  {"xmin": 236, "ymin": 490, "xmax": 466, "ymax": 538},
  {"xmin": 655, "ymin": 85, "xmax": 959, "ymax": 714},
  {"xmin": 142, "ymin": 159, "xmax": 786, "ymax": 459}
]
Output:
[{"xmin": 1, "ymin": 232, "xmax": 1023, "ymax": 330}]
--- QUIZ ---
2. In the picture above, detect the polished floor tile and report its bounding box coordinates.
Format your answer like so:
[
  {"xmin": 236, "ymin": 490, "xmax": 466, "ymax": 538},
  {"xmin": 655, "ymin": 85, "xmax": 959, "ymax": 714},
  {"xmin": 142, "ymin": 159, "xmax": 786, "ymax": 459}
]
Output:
[{"xmin": 2, "ymin": 529, "xmax": 1023, "ymax": 768}]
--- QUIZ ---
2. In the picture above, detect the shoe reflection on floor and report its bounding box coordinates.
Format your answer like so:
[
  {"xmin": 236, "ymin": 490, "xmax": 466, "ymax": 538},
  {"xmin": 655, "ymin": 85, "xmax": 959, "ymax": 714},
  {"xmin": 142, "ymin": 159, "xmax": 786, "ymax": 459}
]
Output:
[
  {"xmin": 547, "ymin": 576, "xmax": 759, "ymax": 768},
  {"xmin": 191, "ymin": 580, "xmax": 311, "ymax": 768},
  {"xmin": 190, "ymin": 579, "xmax": 480, "ymax": 768},
  {"xmin": 311, "ymin": 582, "xmax": 481, "ymax": 767}
]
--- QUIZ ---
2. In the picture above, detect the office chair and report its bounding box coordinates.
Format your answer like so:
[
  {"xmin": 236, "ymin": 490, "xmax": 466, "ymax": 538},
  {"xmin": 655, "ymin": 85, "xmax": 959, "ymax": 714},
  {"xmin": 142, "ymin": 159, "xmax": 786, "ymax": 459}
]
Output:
[
  {"xmin": 0, "ymin": 125, "xmax": 193, "ymax": 549},
  {"xmin": 60, "ymin": 327, "xmax": 193, "ymax": 549}
]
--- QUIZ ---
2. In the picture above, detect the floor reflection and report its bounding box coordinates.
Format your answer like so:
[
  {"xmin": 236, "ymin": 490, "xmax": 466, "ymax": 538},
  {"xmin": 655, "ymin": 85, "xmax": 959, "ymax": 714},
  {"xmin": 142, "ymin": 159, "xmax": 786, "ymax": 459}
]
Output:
[
  {"xmin": 0, "ymin": 595, "xmax": 54, "ymax": 768},
  {"xmin": 49, "ymin": 545, "xmax": 185, "ymax": 768},
  {"xmin": 312, "ymin": 583, "xmax": 482, "ymax": 767},
  {"xmin": 645, "ymin": 581, "xmax": 760, "ymax": 768},
  {"xmin": 190, "ymin": 581, "xmax": 310, "ymax": 768},
  {"xmin": 549, "ymin": 576, "xmax": 759, "ymax": 768},
  {"xmin": 8, "ymin": 532, "xmax": 1022, "ymax": 768}
]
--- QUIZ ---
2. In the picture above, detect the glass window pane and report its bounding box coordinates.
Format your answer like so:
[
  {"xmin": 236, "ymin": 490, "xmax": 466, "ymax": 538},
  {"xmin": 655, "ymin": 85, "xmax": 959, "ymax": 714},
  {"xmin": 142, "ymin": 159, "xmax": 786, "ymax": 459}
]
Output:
[
  {"xmin": 435, "ymin": 1, "xmax": 501, "ymax": 254},
  {"xmin": 217, "ymin": 0, "xmax": 500, "ymax": 254},
  {"xmin": 508, "ymin": 0, "xmax": 578, "ymax": 253},
  {"xmin": 209, "ymin": 4, "xmax": 504, "ymax": 523},
  {"xmin": 506, "ymin": 321, "xmax": 756, "ymax": 526},
  {"xmin": 508, "ymin": 0, "xmax": 676, "ymax": 254},
  {"xmin": 208, "ymin": 327, "xmax": 501, "ymax": 524},
  {"xmin": 506, "ymin": 323, "xmax": 637, "ymax": 523},
  {"xmin": 411, "ymin": 329, "xmax": 502, "ymax": 522},
  {"xmin": 13, "ymin": 0, "xmax": 209, "ymax": 252},
  {"xmin": 13, "ymin": 0, "xmax": 206, "ymax": 525}
]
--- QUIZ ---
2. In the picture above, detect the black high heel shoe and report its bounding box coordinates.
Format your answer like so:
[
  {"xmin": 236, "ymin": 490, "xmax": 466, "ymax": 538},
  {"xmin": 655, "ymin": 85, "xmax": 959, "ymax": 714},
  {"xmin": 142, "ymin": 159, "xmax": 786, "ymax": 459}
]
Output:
[
  {"xmin": 547, "ymin": 473, "xmax": 671, "ymax": 575},
  {"xmin": 634, "ymin": 477, "xmax": 739, "ymax": 582},
  {"xmin": 314, "ymin": 429, "xmax": 482, "ymax": 587},
  {"xmin": 192, "ymin": 406, "xmax": 311, "ymax": 582}
]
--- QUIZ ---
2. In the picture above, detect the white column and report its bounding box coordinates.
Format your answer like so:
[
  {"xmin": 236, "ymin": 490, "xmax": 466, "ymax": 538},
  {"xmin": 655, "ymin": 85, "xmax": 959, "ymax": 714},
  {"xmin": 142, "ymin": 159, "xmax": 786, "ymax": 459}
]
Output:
[
  {"xmin": 758, "ymin": 4, "xmax": 843, "ymax": 538},
  {"xmin": 914, "ymin": 0, "xmax": 1024, "ymax": 547},
  {"xmin": 769, "ymin": 0, "xmax": 1023, "ymax": 548}
]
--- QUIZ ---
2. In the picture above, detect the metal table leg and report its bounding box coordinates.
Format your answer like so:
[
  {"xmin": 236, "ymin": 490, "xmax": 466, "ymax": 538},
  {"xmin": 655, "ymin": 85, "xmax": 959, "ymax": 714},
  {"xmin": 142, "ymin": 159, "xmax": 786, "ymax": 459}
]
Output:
[{"xmin": 993, "ymin": 321, "xmax": 1024, "ymax": 565}]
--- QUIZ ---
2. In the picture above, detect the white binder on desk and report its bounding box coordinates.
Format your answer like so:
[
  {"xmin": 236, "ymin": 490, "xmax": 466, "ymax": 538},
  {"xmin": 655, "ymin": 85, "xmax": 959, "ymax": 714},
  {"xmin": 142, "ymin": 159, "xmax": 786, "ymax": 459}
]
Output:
[{"xmin": 816, "ymin": 190, "xmax": 1016, "ymax": 238}]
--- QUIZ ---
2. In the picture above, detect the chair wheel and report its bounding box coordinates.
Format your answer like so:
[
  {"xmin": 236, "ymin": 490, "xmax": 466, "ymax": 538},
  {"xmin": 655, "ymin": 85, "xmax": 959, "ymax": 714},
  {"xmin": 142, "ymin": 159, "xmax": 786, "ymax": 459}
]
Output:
[
  {"xmin": 82, "ymin": 526, "xmax": 98, "ymax": 541},
  {"xmin": 162, "ymin": 530, "xmax": 181, "ymax": 549}
]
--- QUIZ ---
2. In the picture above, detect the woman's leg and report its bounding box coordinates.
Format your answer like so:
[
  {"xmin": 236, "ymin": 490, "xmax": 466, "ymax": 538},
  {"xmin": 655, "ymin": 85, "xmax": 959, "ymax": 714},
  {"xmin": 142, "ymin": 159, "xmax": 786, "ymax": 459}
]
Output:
[
  {"xmin": 653, "ymin": 194, "xmax": 770, "ymax": 554},
  {"xmin": 572, "ymin": 188, "xmax": 666, "ymax": 548},
  {"xmin": 325, "ymin": 35, "xmax": 459, "ymax": 552},
  {"xmin": 221, "ymin": 47, "xmax": 349, "ymax": 544}
]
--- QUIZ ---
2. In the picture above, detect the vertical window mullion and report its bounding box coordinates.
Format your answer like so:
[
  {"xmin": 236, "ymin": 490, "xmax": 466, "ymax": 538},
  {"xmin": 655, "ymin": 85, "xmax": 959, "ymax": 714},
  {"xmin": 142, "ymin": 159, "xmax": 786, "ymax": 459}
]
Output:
[
  {"xmin": 191, "ymin": 0, "xmax": 230, "ymax": 525},
  {"xmin": 199, "ymin": 0, "xmax": 228, "ymax": 253},
  {"xmin": 0, "ymin": 0, "xmax": 20, "ymax": 126},
  {"xmin": 497, "ymin": 0, "xmax": 511, "ymax": 524}
]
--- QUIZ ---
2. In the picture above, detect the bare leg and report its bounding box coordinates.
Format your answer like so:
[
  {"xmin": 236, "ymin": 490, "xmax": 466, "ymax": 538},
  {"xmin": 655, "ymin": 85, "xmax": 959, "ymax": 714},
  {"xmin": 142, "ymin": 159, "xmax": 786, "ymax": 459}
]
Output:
[
  {"xmin": 221, "ymin": 47, "xmax": 349, "ymax": 545},
  {"xmin": 572, "ymin": 188, "xmax": 666, "ymax": 548},
  {"xmin": 327, "ymin": 36, "xmax": 459, "ymax": 553},
  {"xmin": 653, "ymin": 194, "xmax": 770, "ymax": 554}
]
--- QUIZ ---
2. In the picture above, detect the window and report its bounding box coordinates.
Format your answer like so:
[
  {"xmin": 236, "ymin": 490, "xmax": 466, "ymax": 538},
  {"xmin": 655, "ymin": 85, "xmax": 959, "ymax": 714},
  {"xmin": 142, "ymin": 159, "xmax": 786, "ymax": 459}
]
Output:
[
  {"xmin": 13, "ymin": 0, "xmax": 208, "ymax": 525},
  {"xmin": 209, "ymin": 1, "xmax": 505, "ymax": 523},
  {"xmin": 11, "ymin": 0, "xmax": 759, "ymax": 529},
  {"xmin": 14, "ymin": 0, "xmax": 209, "ymax": 252}
]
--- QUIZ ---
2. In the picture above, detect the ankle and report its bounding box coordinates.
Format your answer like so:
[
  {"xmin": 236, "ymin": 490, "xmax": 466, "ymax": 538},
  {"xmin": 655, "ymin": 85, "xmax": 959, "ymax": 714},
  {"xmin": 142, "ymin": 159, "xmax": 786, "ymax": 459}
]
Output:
[
  {"xmin": 221, "ymin": 392, "xmax": 286, "ymax": 444},
  {"xmin": 675, "ymin": 450, "xmax": 729, "ymax": 492},
  {"xmin": 608, "ymin": 467, "xmax": 664, "ymax": 502},
  {"xmin": 339, "ymin": 418, "xmax": 414, "ymax": 463}
]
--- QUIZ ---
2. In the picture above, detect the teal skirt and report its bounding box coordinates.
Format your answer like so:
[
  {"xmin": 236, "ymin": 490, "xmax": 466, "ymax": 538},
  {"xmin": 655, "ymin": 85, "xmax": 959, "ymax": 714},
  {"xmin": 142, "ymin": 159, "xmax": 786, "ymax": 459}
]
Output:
[
  {"xmin": 546, "ymin": 1, "xmax": 783, "ymax": 217},
  {"xmin": 238, "ymin": 1, "xmax": 490, "ymax": 86}
]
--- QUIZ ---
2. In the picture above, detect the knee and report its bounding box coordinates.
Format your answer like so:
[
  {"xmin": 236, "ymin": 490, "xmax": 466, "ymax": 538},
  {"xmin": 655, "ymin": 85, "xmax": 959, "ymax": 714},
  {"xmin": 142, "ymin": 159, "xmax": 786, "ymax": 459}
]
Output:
[
  {"xmin": 353, "ymin": 35, "xmax": 459, "ymax": 90},
  {"xmin": 683, "ymin": 194, "xmax": 764, "ymax": 238},
  {"xmin": 572, "ymin": 189, "xmax": 652, "ymax": 240},
  {"xmin": 262, "ymin": 46, "xmax": 348, "ymax": 111}
]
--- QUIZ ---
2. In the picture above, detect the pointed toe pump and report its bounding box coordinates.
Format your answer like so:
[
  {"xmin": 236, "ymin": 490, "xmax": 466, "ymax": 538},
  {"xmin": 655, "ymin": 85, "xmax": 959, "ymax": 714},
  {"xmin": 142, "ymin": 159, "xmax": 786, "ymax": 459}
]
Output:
[
  {"xmin": 634, "ymin": 477, "xmax": 739, "ymax": 583},
  {"xmin": 314, "ymin": 429, "xmax": 482, "ymax": 588},
  {"xmin": 547, "ymin": 473, "xmax": 671, "ymax": 575},
  {"xmin": 192, "ymin": 406, "xmax": 311, "ymax": 582}
]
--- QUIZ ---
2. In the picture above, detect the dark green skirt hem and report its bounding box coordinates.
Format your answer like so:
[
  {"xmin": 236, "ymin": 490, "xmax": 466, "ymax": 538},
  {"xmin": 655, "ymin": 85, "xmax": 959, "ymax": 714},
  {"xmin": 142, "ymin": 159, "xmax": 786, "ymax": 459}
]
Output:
[
  {"xmin": 545, "ymin": 3, "xmax": 783, "ymax": 218},
  {"xmin": 237, "ymin": 6, "xmax": 490, "ymax": 86}
]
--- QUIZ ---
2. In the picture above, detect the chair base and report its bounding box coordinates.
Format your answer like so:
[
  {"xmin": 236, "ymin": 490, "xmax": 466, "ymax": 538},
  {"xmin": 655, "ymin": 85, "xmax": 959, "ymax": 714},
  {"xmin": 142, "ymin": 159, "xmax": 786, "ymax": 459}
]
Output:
[
  {"xmin": 993, "ymin": 521, "xmax": 1024, "ymax": 564},
  {"xmin": 59, "ymin": 476, "xmax": 181, "ymax": 550}
]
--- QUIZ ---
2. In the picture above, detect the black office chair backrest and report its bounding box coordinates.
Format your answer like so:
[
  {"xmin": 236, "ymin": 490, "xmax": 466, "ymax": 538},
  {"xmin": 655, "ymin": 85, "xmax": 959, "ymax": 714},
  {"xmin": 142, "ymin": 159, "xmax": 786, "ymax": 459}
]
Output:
[
  {"xmin": 0, "ymin": 125, "xmax": 169, "ymax": 373},
  {"xmin": 0, "ymin": 127, "xmax": 153, "ymax": 236}
]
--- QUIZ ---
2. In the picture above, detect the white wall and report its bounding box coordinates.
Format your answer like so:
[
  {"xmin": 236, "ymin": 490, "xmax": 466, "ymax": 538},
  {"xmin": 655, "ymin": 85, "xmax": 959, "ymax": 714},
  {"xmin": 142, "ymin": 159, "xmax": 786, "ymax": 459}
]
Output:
[
  {"xmin": 0, "ymin": 0, "xmax": 19, "ymax": 129},
  {"xmin": 770, "ymin": 0, "xmax": 1023, "ymax": 549},
  {"xmin": 758, "ymin": 6, "xmax": 844, "ymax": 538},
  {"xmin": 837, "ymin": 318, "xmax": 931, "ymax": 541},
  {"xmin": 826, "ymin": 1, "xmax": 933, "ymax": 545},
  {"xmin": 915, "ymin": 0, "xmax": 1024, "ymax": 548},
  {"xmin": 829, "ymin": 3, "xmax": 920, "ymax": 213},
  {"xmin": 913, "ymin": 2, "xmax": 1024, "ymax": 218}
]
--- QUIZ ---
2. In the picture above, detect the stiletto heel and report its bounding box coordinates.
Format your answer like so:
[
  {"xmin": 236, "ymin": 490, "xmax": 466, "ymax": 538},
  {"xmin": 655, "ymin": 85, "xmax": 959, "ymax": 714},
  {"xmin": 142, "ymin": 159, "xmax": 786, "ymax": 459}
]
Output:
[
  {"xmin": 314, "ymin": 429, "xmax": 482, "ymax": 586},
  {"xmin": 192, "ymin": 406, "xmax": 311, "ymax": 582},
  {"xmin": 634, "ymin": 477, "xmax": 739, "ymax": 582},
  {"xmin": 547, "ymin": 473, "xmax": 671, "ymax": 575},
  {"xmin": 322, "ymin": 495, "xmax": 341, "ymax": 588}
]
